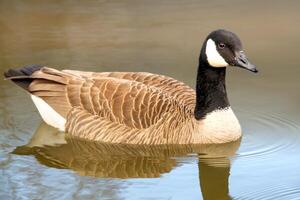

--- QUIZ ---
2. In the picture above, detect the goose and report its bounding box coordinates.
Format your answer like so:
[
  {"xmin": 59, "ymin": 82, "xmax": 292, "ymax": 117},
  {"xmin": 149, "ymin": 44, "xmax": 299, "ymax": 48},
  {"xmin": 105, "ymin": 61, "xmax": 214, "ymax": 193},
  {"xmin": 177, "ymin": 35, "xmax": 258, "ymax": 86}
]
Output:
[{"xmin": 4, "ymin": 29, "xmax": 257, "ymax": 145}]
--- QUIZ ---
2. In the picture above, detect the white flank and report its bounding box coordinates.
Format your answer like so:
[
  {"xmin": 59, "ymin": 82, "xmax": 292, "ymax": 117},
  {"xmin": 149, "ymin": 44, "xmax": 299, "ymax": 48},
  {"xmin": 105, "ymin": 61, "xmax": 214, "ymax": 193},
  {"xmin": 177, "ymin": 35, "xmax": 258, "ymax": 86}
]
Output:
[
  {"xmin": 205, "ymin": 39, "xmax": 229, "ymax": 67},
  {"xmin": 31, "ymin": 95, "xmax": 66, "ymax": 131}
]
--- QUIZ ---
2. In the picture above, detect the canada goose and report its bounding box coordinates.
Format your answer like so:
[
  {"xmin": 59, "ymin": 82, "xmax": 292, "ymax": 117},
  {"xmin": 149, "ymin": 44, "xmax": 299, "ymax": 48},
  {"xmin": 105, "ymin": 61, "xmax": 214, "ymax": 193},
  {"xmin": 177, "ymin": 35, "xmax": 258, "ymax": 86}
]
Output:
[{"xmin": 4, "ymin": 29, "xmax": 257, "ymax": 145}]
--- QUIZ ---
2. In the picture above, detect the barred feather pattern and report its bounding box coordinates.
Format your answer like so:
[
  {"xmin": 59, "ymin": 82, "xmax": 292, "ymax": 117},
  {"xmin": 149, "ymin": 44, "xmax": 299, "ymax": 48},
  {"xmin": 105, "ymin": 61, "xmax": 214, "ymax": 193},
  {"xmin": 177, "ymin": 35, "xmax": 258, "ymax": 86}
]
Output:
[{"xmin": 25, "ymin": 67, "xmax": 199, "ymax": 144}]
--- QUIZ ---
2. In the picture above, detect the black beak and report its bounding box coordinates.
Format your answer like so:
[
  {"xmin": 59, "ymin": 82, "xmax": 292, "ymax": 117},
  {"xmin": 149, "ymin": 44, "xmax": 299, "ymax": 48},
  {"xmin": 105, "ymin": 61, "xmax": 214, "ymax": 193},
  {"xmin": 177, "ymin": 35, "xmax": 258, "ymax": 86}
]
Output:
[{"xmin": 234, "ymin": 51, "xmax": 258, "ymax": 73}]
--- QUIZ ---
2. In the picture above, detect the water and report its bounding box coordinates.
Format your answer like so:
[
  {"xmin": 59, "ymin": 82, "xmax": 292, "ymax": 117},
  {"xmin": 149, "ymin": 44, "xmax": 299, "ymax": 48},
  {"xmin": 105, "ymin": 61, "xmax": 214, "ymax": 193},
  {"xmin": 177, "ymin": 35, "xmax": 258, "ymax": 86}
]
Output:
[{"xmin": 1, "ymin": 0, "xmax": 300, "ymax": 199}]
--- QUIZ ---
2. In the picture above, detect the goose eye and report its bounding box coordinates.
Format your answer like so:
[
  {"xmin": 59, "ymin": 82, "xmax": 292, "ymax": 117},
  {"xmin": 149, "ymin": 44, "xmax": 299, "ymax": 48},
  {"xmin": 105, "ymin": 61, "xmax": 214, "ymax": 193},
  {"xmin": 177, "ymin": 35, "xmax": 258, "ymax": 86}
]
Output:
[{"xmin": 218, "ymin": 43, "xmax": 225, "ymax": 49}]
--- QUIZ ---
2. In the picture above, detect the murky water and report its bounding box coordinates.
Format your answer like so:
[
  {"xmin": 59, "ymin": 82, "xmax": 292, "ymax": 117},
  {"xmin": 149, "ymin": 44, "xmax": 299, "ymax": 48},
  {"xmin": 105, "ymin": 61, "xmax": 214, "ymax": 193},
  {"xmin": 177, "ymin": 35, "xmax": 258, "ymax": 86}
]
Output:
[{"xmin": 1, "ymin": 0, "xmax": 300, "ymax": 199}]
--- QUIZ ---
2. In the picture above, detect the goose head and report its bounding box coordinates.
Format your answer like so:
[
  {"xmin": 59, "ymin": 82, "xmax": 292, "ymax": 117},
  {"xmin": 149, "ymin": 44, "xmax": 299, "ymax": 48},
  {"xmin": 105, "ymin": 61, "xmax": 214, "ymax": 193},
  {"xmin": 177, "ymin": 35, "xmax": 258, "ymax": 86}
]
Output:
[{"xmin": 201, "ymin": 29, "xmax": 258, "ymax": 73}]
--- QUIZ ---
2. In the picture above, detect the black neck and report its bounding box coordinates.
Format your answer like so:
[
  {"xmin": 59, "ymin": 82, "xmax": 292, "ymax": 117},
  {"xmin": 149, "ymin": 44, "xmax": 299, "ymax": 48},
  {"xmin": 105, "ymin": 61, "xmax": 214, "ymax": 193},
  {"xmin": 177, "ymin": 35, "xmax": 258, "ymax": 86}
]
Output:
[{"xmin": 194, "ymin": 59, "xmax": 229, "ymax": 120}]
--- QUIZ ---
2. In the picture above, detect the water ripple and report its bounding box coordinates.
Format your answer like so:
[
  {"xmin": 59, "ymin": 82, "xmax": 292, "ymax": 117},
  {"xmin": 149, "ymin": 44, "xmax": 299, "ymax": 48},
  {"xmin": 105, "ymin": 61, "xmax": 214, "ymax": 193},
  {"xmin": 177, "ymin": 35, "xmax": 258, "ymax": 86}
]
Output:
[
  {"xmin": 236, "ymin": 109, "xmax": 300, "ymax": 159},
  {"xmin": 238, "ymin": 185, "xmax": 300, "ymax": 200}
]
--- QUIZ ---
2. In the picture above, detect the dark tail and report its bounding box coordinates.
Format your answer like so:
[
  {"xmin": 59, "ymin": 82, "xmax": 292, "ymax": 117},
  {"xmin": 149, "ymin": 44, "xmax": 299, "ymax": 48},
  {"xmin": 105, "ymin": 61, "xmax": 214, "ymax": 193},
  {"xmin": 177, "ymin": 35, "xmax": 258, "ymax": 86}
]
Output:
[{"xmin": 4, "ymin": 64, "xmax": 43, "ymax": 90}]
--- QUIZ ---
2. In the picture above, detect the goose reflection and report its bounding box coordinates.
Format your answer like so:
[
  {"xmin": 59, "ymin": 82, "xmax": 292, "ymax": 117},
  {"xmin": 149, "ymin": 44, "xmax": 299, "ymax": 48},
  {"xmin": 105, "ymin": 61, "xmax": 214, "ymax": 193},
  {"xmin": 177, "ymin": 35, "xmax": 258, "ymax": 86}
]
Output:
[{"xmin": 13, "ymin": 123, "xmax": 240, "ymax": 199}]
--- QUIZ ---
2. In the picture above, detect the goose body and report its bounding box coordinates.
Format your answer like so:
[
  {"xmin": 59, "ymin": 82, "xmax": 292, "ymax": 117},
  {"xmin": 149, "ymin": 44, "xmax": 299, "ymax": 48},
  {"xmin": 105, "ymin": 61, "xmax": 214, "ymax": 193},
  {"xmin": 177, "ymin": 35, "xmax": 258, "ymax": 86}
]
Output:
[{"xmin": 4, "ymin": 29, "xmax": 257, "ymax": 144}]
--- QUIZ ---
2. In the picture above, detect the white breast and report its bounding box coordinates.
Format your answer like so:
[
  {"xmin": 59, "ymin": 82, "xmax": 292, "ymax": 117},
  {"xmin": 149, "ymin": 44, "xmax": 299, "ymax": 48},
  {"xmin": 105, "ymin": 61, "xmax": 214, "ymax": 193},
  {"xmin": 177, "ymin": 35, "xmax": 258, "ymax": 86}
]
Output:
[
  {"xmin": 193, "ymin": 107, "xmax": 242, "ymax": 143},
  {"xmin": 31, "ymin": 95, "xmax": 66, "ymax": 131}
]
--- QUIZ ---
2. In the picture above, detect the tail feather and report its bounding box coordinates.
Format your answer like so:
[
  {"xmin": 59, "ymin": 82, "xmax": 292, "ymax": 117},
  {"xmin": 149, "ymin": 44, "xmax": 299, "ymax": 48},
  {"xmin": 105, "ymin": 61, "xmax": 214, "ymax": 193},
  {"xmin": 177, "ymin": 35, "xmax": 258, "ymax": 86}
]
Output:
[
  {"xmin": 4, "ymin": 64, "xmax": 44, "ymax": 90},
  {"xmin": 4, "ymin": 65, "xmax": 79, "ymax": 131}
]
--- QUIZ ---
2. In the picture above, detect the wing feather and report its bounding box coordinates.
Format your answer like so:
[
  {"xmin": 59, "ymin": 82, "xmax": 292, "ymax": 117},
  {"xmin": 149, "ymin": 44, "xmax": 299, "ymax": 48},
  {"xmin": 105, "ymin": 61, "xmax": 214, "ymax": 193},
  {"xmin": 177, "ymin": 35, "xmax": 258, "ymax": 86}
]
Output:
[
  {"xmin": 63, "ymin": 70, "xmax": 195, "ymax": 109},
  {"xmin": 18, "ymin": 67, "xmax": 194, "ymax": 131},
  {"xmin": 64, "ymin": 77, "xmax": 187, "ymax": 130}
]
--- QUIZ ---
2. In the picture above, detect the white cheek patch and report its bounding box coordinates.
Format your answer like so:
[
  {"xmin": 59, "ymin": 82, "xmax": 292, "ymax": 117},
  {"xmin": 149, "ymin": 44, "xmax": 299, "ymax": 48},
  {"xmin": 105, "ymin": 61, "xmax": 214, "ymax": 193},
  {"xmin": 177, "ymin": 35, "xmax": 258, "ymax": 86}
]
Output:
[{"xmin": 205, "ymin": 39, "xmax": 229, "ymax": 67}]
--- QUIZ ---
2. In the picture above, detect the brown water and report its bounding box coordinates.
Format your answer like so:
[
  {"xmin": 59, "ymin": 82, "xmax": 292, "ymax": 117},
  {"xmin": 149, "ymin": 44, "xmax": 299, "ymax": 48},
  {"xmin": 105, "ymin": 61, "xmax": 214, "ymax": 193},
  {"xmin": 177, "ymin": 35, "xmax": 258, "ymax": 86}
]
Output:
[{"xmin": 1, "ymin": 0, "xmax": 300, "ymax": 199}]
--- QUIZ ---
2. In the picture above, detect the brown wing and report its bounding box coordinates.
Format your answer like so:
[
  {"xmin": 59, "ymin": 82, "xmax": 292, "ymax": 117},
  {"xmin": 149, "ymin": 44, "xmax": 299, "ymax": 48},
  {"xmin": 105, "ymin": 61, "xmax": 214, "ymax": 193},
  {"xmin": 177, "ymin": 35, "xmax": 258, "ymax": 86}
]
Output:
[
  {"xmin": 63, "ymin": 70, "xmax": 196, "ymax": 109},
  {"xmin": 26, "ymin": 67, "xmax": 194, "ymax": 130}
]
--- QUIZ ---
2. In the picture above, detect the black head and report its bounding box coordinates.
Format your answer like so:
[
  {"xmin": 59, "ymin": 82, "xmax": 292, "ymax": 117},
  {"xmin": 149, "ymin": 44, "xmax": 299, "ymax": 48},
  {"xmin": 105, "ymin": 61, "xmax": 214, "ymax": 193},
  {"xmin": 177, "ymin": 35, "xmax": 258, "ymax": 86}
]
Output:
[{"xmin": 201, "ymin": 29, "xmax": 258, "ymax": 73}]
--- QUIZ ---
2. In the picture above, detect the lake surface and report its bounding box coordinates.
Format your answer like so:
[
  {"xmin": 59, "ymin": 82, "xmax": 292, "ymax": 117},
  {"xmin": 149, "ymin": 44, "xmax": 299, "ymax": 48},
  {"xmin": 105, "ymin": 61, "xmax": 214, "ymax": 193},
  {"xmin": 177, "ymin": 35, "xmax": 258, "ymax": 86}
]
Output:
[{"xmin": 1, "ymin": 0, "xmax": 300, "ymax": 199}]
